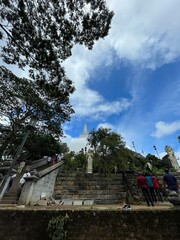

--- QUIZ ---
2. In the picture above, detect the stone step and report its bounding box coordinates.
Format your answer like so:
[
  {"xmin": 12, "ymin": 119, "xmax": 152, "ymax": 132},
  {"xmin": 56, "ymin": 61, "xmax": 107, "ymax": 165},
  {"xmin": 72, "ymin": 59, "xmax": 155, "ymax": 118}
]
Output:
[
  {"xmin": 1, "ymin": 199, "xmax": 16, "ymax": 203},
  {"xmin": 59, "ymin": 199, "xmax": 95, "ymax": 206}
]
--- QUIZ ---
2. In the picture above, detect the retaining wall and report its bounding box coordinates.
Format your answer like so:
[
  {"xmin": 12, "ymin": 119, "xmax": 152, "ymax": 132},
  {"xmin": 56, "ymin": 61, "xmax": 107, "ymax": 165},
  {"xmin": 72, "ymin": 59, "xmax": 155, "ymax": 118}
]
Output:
[{"xmin": 0, "ymin": 209, "xmax": 180, "ymax": 240}]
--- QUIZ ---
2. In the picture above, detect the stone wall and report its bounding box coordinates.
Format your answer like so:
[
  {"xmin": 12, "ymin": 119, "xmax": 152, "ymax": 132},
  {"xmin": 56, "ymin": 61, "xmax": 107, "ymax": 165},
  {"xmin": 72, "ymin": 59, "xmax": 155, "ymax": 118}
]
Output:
[
  {"xmin": 54, "ymin": 173, "xmax": 125, "ymax": 204},
  {"xmin": 54, "ymin": 172, "xmax": 180, "ymax": 205},
  {"xmin": 19, "ymin": 162, "xmax": 63, "ymax": 205},
  {"xmin": 0, "ymin": 209, "xmax": 180, "ymax": 240}
]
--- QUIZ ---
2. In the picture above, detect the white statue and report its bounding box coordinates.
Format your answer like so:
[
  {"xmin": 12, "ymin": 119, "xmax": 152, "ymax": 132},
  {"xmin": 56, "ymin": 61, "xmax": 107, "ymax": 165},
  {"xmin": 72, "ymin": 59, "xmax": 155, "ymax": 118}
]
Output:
[
  {"xmin": 165, "ymin": 145, "xmax": 179, "ymax": 170},
  {"xmin": 86, "ymin": 148, "xmax": 94, "ymax": 174},
  {"xmin": 145, "ymin": 162, "xmax": 153, "ymax": 172}
]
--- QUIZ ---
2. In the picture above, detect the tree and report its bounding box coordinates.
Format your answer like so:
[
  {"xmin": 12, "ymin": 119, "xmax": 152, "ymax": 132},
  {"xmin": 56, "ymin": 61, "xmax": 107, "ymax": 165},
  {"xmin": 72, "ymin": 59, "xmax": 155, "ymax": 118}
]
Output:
[
  {"xmin": 0, "ymin": 66, "xmax": 73, "ymax": 159},
  {"xmin": 88, "ymin": 127, "xmax": 126, "ymax": 173},
  {"xmin": 23, "ymin": 132, "xmax": 69, "ymax": 161},
  {"xmin": 0, "ymin": 0, "xmax": 113, "ymax": 159},
  {"xmin": 0, "ymin": 1, "xmax": 113, "ymax": 71},
  {"xmin": 143, "ymin": 153, "xmax": 175, "ymax": 173},
  {"xmin": 0, "ymin": 1, "xmax": 113, "ymax": 106},
  {"xmin": 63, "ymin": 151, "xmax": 86, "ymax": 172}
]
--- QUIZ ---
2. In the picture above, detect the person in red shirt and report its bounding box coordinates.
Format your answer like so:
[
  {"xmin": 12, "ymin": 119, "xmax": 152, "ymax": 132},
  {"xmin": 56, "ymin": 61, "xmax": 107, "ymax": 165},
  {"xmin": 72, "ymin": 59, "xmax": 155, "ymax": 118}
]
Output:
[
  {"xmin": 152, "ymin": 175, "xmax": 163, "ymax": 202},
  {"xmin": 137, "ymin": 172, "xmax": 154, "ymax": 206}
]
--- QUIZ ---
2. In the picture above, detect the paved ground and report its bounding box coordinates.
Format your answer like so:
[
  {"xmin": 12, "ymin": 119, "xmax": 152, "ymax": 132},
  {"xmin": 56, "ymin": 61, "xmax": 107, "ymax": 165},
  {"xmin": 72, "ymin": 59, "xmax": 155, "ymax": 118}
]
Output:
[{"xmin": 0, "ymin": 202, "xmax": 176, "ymax": 211}]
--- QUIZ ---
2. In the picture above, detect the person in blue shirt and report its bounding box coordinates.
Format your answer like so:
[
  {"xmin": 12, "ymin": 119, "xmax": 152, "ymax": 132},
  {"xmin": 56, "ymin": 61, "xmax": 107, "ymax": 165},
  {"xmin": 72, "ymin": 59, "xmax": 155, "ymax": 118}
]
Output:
[
  {"xmin": 145, "ymin": 173, "xmax": 157, "ymax": 203},
  {"xmin": 163, "ymin": 169, "xmax": 178, "ymax": 192}
]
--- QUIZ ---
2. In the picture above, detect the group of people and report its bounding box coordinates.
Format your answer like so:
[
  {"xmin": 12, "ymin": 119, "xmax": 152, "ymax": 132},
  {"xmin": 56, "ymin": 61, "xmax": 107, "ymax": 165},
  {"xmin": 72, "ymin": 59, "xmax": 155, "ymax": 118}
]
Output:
[
  {"xmin": 47, "ymin": 153, "xmax": 63, "ymax": 166},
  {"xmin": 137, "ymin": 169, "xmax": 178, "ymax": 206},
  {"xmin": 137, "ymin": 172, "xmax": 162, "ymax": 206}
]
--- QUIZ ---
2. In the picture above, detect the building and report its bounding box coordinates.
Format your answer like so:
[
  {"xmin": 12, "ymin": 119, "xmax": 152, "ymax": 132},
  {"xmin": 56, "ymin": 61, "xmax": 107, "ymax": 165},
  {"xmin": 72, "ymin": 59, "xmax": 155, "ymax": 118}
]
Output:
[{"xmin": 68, "ymin": 123, "xmax": 89, "ymax": 153}]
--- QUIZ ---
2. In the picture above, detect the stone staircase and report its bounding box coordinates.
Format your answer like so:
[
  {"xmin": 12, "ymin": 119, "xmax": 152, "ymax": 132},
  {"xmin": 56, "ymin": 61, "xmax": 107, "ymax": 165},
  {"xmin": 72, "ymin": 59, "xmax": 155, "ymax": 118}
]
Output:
[
  {"xmin": 0, "ymin": 172, "xmax": 22, "ymax": 204},
  {"xmin": 0, "ymin": 158, "xmax": 50, "ymax": 204},
  {"xmin": 54, "ymin": 172, "xmax": 126, "ymax": 204}
]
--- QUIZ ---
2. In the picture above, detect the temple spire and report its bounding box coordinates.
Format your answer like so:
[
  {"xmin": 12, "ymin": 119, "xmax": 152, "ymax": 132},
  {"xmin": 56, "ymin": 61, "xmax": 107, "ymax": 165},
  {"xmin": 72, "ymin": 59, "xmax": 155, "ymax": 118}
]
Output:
[{"xmin": 79, "ymin": 123, "xmax": 88, "ymax": 138}]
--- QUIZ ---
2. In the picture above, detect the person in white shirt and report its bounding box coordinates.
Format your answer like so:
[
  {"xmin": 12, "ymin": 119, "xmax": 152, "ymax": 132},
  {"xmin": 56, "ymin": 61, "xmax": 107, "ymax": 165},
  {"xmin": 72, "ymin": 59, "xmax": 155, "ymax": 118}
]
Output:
[
  {"xmin": 19, "ymin": 169, "xmax": 31, "ymax": 187},
  {"xmin": 47, "ymin": 156, "xmax": 51, "ymax": 166},
  {"xmin": 16, "ymin": 169, "xmax": 31, "ymax": 202}
]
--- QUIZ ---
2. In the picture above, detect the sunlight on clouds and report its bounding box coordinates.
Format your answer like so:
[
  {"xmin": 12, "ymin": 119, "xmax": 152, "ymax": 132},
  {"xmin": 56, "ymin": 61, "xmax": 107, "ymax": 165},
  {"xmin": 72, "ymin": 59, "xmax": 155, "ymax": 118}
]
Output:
[
  {"xmin": 152, "ymin": 121, "xmax": 180, "ymax": 138},
  {"xmin": 107, "ymin": 0, "xmax": 180, "ymax": 68},
  {"xmin": 73, "ymin": 94, "xmax": 131, "ymax": 119},
  {"xmin": 97, "ymin": 122, "xmax": 115, "ymax": 131},
  {"xmin": 62, "ymin": 133, "xmax": 88, "ymax": 153},
  {"xmin": 63, "ymin": 0, "xmax": 180, "ymax": 121}
]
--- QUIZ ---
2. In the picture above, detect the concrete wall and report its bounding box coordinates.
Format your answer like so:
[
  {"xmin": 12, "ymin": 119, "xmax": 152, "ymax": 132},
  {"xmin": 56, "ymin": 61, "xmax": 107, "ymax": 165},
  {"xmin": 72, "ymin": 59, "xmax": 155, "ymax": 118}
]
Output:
[
  {"xmin": 0, "ymin": 209, "xmax": 180, "ymax": 240},
  {"xmin": 19, "ymin": 162, "xmax": 63, "ymax": 205}
]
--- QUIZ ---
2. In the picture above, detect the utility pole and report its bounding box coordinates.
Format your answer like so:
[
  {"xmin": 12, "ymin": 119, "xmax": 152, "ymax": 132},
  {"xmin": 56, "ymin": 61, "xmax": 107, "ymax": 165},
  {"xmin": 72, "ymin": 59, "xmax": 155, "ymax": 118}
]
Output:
[
  {"xmin": 153, "ymin": 145, "xmax": 160, "ymax": 159},
  {"xmin": 132, "ymin": 141, "xmax": 137, "ymax": 152},
  {"xmin": 141, "ymin": 149, "xmax": 145, "ymax": 157}
]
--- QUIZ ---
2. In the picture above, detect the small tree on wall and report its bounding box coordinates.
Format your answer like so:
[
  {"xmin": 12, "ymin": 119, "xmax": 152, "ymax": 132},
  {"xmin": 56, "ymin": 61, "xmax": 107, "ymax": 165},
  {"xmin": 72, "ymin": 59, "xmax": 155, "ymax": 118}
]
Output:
[
  {"xmin": 87, "ymin": 127, "xmax": 127, "ymax": 173},
  {"xmin": 48, "ymin": 214, "xmax": 69, "ymax": 240},
  {"xmin": 63, "ymin": 151, "xmax": 86, "ymax": 172}
]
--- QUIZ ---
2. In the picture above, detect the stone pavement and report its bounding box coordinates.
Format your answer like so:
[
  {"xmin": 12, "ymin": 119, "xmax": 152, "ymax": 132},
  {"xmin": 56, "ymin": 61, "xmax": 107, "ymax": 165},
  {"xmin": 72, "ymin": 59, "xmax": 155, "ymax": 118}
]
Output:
[{"xmin": 0, "ymin": 201, "xmax": 175, "ymax": 211}]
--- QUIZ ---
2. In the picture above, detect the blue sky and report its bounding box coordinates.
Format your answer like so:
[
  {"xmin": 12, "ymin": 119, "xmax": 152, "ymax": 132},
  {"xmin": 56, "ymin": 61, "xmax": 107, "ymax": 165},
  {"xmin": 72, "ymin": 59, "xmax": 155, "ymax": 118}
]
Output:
[{"xmin": 62, "ymin": 0, "xmax": 180, "ymax": 159}]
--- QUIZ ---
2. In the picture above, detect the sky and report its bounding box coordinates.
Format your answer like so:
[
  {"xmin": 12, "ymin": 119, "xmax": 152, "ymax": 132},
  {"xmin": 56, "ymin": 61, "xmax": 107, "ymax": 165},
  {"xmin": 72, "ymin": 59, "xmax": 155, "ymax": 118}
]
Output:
[{"xmin": 61, "ymin": 0, "xmax": 180, "ymax": 160}]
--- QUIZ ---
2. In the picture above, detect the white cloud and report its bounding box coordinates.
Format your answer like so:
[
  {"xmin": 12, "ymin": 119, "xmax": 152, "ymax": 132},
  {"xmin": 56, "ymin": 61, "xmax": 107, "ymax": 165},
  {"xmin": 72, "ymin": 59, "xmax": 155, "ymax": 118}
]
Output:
[
  {"xmin": 152, "ymin": 121, "xmax": 180, "ymax": 138},
  {"xmin": 107, "ymin": 0, "xmax": 180, "ymax": 68},
  {"xmin": 63, "ymin": 0, "xmax": 180, "ymax": 121},
  {"xmin": 97, "ymin": 122, "xmax": 116, "ymax": 131},
  {"xmin": 63, "ymin": 43, "xmax": 131, "ymax": 119},
  {"xmin": 62, "ymin": 133, "xmax": 89, "ymax": 153},
  {"xmin": 73, "ymin": 94, "xmax": 131, "ymax": 119}
]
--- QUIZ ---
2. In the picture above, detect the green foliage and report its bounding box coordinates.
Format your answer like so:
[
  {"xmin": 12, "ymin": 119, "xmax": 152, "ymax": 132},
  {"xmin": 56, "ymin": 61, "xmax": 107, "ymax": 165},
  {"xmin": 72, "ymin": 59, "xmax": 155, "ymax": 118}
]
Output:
[
  {"xmin": 0, "ymin": 66, "xmax": 72, "ymax": 160},
  {"xmin": 145, "ymin": 153, "xmax": 173, "ymax": 172},
  {"xmin": 88, "ymin": 127, "xmax": 126, "ymax": 173},
  {"xmin": 88, "ymin": 127, "xmax": 125, "ymax": 151},
  {"xmin": 47, "ymin": 214, "xmax": 69, "ymax": 240},
  {"xmin": 63, "ymin": 151, "xmax": 86, "ymax": 171},
  {"xmin": 24, "ymin": 132, "xmax": 68, "ymax": 160},
  {"xmin": 0, "ymin": 0, "xmax": 113, "ymax": 92},
  {"xmin": 0, "ymin": 129, "xmax": 68, "ymax": 161}
]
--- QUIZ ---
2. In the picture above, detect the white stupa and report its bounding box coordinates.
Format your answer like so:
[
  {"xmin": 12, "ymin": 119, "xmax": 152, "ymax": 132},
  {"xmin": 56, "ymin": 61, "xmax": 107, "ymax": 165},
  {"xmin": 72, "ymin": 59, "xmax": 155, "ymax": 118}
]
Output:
[
  {"xmin": 79, "ymin": 123, "xmax": 88, "ymax": 138},
  {"xmin": 68, "ymin": 123, "xmax": 89, "ymax": 153}
]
